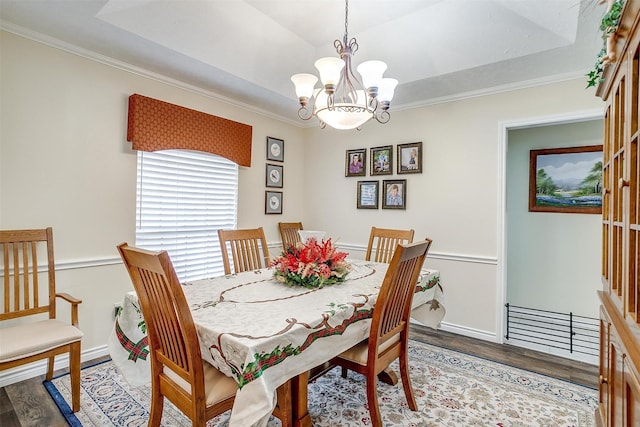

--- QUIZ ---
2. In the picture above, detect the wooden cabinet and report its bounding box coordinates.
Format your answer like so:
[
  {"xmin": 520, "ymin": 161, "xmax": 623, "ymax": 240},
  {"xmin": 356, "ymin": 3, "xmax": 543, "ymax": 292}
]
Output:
[{"xmin": 597, "ymin": 1, "xmax": 640, "ymax": 426}]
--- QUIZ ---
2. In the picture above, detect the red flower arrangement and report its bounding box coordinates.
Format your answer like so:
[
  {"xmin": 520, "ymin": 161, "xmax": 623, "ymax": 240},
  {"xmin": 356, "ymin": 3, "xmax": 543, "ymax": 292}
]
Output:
[{"xmin": 270, "ymin": 238, "xmax": 350, "ymax": 288}]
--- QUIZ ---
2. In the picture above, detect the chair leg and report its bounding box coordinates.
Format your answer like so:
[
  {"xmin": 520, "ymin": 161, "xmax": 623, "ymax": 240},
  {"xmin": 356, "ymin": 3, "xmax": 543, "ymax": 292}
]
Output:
[
  {"xmin": 341, "ymin": 366, "xmax": 348, "ymax": 378},
  {"xmin": 365, "ymin": 375, "xmax": 382, "ymax": 427},
  {"xmin": 46, "ymin": 356, "xmax": 55, "ymax": 381},
  {"xmin": 69, "ymin": 342, "xmax": 82, "ymax": 412},
  {"xmin": 148, "ymin": 377, "xmax": 164, "ymax": 427},
  {"xmin": 399, "ymin": 348, "xmax": 417, "ymax": 411}
]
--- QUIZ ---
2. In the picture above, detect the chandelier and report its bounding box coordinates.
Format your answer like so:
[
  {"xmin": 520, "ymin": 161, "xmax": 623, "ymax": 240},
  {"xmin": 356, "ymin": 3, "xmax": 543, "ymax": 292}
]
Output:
[{"xmin": 290, "ymin": 0, "xmax": 398, "ymax": 130}]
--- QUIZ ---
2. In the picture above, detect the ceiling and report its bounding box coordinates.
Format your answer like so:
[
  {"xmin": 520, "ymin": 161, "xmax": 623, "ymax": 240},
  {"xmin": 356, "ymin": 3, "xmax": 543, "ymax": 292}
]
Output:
[{"xmin": 0, "ymin": 0, "xmax": 605, "ymax": 126}]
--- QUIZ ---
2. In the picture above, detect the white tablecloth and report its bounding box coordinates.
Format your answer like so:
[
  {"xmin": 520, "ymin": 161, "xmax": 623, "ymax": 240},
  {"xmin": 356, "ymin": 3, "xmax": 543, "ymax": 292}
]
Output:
[{"xmin": 108, "ymin": 261, "xmax": 443, "ymax": 426}]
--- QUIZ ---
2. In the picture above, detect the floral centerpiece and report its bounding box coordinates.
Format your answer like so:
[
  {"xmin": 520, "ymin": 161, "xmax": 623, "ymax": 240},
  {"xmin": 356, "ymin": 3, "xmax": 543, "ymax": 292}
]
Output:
[{"xmin": 270, "ymin": 238, "xmax": 350, "ymax": 288}]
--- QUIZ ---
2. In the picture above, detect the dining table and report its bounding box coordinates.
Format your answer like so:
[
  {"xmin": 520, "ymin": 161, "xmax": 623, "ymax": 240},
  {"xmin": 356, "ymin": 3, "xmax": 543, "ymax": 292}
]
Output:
[{"xmin": 108, "ymin": 259, "xmax": 444, "ymax": 427}]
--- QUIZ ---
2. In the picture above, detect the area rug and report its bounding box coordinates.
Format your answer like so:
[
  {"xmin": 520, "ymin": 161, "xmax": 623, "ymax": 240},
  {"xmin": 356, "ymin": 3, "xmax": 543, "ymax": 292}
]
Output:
[{"xmin": 45, "ymin": 340, "xmax": 597, "ymax": 426}]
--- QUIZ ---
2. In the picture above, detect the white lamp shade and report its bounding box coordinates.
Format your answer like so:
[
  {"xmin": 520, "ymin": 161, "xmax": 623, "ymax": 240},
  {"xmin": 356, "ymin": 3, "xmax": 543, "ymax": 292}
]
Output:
[
  {"xmin": 378, "ymin": 78, "xmax": 398, "ymax": 102},
  {"xmin": 291, "ymin": 73, "xmax": 318, "ymax": 99},
  {"xmin": 314, "ymin": 57, "xmax": 345, "ymax": 87},
  {"xmin": 356, "ymin": 60, "xmax": 387, "ymax": 89}
]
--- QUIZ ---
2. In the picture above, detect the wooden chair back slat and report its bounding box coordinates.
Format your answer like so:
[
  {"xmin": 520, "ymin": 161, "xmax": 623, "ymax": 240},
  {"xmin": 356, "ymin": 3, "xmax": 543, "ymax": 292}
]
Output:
[
  {"xmin": 278, "ymin": 222, "xmax": 303, "ymax": 251},
  {"xmin": 365, "ymin": 227, "xmax": 415, "ymax": 264},
  {"xmin": 374, "ymin": 240, "xmax": 431, "ymax": 346},
  {"xmin": 0, "ymin": 228, "xmax": 54, "ymax": 320},
  {"xmin": 218, "ymin": 227, "xmax": 270, "ymax": 275}
]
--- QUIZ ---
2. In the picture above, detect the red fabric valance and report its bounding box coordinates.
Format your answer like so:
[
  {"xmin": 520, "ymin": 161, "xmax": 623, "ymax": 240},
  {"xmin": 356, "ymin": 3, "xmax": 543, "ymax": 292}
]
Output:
[{"xmin": 127, "ymin": 94, "xmax": 252, "ymax": 167}]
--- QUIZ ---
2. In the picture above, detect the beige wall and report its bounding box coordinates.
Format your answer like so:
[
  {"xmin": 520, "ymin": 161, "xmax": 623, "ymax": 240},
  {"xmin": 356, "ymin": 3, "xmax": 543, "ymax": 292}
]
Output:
[
  {"xmin": 301, "ymin": 80, "xmax": 604, "ymax": 337},
  {"xmin": 0, "ymin": 29, "xmax": 605, "ymax": 383}
]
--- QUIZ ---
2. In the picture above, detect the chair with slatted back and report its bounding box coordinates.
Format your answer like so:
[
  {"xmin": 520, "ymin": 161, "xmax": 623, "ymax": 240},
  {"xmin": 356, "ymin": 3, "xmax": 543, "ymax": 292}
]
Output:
[
  {"xmin": 217, "ymin": 227, "xmax": 270, "ymax": 275},
  {"xmin": 278, "ymin": 222, "xmax": 303, "ymax": 251},
  {"xmin": 332, "ymin": 239, "xmax": 432, "ymax": 427},
  {"xmin": 117, "ymin": 243, "xmax": 292, "ymax": 426},
  {"xmin": 365, "ymin": 226, "xmax": 415, "ymax": 263},
  {"xmin": 0, "ymin": 227, "xmax": 83, "ymax": 412}
]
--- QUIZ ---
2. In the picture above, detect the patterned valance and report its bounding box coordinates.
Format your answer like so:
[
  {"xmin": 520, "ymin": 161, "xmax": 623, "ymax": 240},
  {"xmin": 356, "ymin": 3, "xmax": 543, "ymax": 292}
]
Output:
[{"xmin": 126, "ymin": 94, "xmax": 252, "ymax": 167}]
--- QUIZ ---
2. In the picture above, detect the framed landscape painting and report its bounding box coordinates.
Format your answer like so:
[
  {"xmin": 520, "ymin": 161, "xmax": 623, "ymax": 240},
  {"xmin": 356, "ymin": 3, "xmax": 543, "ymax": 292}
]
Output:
[{"xmin": 528, "ymin": 145, "xmax": 603, "ymax": 214}]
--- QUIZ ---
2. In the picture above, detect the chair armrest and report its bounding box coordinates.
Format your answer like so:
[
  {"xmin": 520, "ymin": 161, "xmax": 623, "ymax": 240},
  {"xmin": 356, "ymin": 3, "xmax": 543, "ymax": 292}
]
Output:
[{"xmin": 56, "ymin": 292, "xmax": 83, "ymax": 327}]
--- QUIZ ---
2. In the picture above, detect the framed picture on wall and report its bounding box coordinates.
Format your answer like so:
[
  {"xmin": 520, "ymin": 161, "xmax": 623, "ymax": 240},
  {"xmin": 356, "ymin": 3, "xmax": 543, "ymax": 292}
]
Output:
[
  {"xmin": 370, "ymin": 145, "xmax": 393, "ymax": 175},
  {"xmin": 357, "ymin": 180, "xmax": 379, "ymax": 209},
  {"xmin": 266, "ymin": 137, "xmax": 284, "ymax": 162},
  {"xmin": 382, "ymin": 179, "xmax": 406, "ymax": 209},
  {"xmin": 345, "ymin": 148, "xmax": 366, "ymax": 177},
  {"xmin": 528, "ymin": 145, "xmax": 603, "ymax": 214},
  {"xmin": 397, "ymin": 142, "xmax": 422, "ymax": 174},
  {"xmin": 265, "ymin": 163, "xmax": 283, "ymax": 188},
  {"xmin": 265, "ymin": 191, "xmax": 283, "ymax": 214}
]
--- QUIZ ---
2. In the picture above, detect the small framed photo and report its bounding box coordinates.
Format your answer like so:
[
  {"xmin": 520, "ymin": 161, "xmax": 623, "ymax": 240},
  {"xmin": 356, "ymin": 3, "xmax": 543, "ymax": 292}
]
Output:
[
  {"xmin": 266, "ymin": 136, "xmax": 284, "ymax": 162},
  {"xmin": 529, "ymin": 145, "xmax": 603, "ymax": 214},
  {"xmin": 382, "ymin": 179, "xmax": 407, "ymax": 210},
  {"xmin": 370, "ymin": 145, "xmax": 393, "ymax": 176},
  {"xmin": 345, "ymin": 148, "xmax": 366, "ymax": 177},
  {"xmin": 397, "ymin": 142, "xmax": 423, "ymax": 174},
  {"xmin": 266, "ymin": 164, "xmax": 283, "ymax": 188},
  {"xmin": 265, "ymin": 191, "xmax": 283, "ymax": 214},
  {"xmin": 357, "ymin": 180, "xmax": 379, "ymax": 209}
]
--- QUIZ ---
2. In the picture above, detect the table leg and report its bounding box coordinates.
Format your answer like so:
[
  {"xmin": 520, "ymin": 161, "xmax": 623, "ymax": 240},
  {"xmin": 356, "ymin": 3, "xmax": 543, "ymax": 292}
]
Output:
[{"xmin": 291, "ymin": 371, "xmax": 313, "ymax": 427}]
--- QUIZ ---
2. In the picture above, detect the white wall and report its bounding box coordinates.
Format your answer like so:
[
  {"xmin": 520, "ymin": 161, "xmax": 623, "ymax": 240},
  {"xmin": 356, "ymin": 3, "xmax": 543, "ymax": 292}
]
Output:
[{"xmin": 0, "ymin": 29, "xmax": 606, "ymax": 383}]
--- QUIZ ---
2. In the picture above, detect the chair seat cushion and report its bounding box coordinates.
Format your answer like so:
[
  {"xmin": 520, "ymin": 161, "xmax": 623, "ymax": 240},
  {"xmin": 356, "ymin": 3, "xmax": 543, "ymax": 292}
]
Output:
[
  {"xmin": 0, "ymin": 319, "xmax": 83, "ymax": 363},
  {"xmin": 164, "ymin": 361, "xmax": 238, "ymax": 406},
  {"xmin": 338, "ymin": 334, "xmax": 400, "ymax": 366}
]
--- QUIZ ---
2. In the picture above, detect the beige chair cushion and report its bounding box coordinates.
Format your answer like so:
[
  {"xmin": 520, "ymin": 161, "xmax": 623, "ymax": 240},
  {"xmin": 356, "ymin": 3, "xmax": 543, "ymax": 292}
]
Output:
[
  {"xmin": 338, "ymin": 334, "xmax": 401, "ymax": 366},
  {"xmin": 164, "ymin": 361, "xmax": 238, "ymax": 406},
  {"xmin": 0, "ymin": 319, "xmax": 83, "ymax": 363}
]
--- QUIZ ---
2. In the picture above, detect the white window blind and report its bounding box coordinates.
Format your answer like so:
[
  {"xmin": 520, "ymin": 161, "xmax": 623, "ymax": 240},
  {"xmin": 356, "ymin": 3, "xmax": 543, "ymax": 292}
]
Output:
[{"xmin": 135, "ymin": 149, "xmax": 238, "ymax": 281}]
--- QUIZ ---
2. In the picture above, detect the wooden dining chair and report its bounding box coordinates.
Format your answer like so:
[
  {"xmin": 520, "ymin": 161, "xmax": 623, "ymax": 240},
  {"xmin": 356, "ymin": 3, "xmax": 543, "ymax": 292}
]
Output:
[
  {"xmin": 0, "ymin": 227, "xmax": 83, "ymax": 412},
  {"xmin": 331, "ymin": 238, "xmax": 432, "ymax": 427},
  {"xmin": 117, "ymin": 243, "xmax": 292, "ymax": 426},
  {"xmin": 217, "ymin": 227, "xmax": 270, "ymax": 275},
  {"xmin": 365, "ymin": 226, "xmax": 415, "ymax": 263},
  {"xmin": 278, "ymin": 222, "xmax": 303, "ymax": 251}
]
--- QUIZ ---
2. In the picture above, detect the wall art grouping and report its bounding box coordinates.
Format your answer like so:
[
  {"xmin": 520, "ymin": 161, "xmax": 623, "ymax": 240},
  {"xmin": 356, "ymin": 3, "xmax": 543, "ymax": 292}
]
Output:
[
  {"xmin": 265, "ymin": 136, "xmax": 284, "ymax": 214},
  {"xmin": 346, "ymin": 142, "xmax": 422, "ymax": 178},
  {"xmin": 357, "ymin": 179, "xmax": 407, "ymax": 210},
  {"xmin": 349, "ymin": 142, "xmax": 422, "ymax": 210}
]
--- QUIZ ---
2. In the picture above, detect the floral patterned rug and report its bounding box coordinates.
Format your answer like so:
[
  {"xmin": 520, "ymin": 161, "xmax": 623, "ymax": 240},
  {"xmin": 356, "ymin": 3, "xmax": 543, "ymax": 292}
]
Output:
[{"xmin": 45, "ymin": 339, "xmax": 597, "ymax": 426}]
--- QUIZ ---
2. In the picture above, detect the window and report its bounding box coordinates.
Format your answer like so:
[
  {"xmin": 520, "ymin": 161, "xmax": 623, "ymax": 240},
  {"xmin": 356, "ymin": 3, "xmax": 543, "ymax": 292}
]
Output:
[{"xmin": 136, "ymin": 149, "xmax": 238, "ymax": 281}]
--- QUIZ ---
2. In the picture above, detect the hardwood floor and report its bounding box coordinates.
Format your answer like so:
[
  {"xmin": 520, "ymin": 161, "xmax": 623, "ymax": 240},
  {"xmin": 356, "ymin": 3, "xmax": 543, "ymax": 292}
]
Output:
[{"xmin": 0, "ymin": 325, "xmax": 598, "ymax": 426}]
